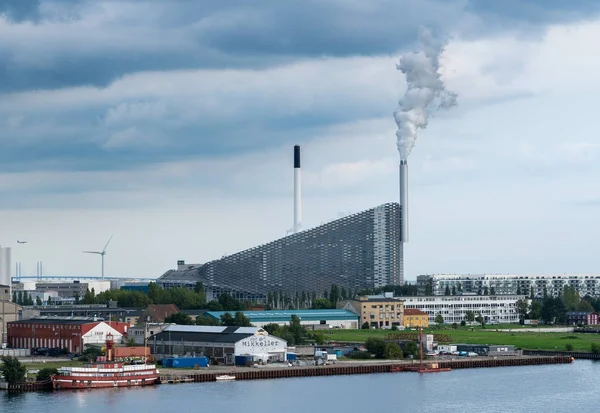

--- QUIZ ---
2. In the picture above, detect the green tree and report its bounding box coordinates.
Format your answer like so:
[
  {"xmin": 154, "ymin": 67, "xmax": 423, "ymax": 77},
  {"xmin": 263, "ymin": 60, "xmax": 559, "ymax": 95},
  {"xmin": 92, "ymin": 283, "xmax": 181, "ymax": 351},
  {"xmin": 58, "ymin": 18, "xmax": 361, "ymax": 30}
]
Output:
[
  {"xmin": 577, "ymin": 299, "xmax": 594, "ymax": 312},
  {"xmin": 73, "ymin": 292, "xmax": 80, "ymax": 304},
  {"xmin": 195, "ymin": 315, "xmax": 220, "ymax": 326},
  {"xmin": 591, "ymin": 343, "xmax": 600, "ymax": 354},
  {"xmin": 457, "ymin": 282, "xmax": 462, "ymax": 293},
  {"xmin": 476, "ymin": 312, "xmax": 485, "ymax": 327},
  {"xmin": 444, "ymin": 286, "xmax": 451, "ymax": 296},
  {"xmin": 17, "ymin": 291, "xmax": 23, "ymax": 305},
  {"xmin": 563, "ymin": 285, "xmax": 580, "ymax": 311},
  {"xmin": 403, "ymin": 342, "xmax": 419, "ymax": 358},
  {"xmin": 340, "ymin": 287, "xmax": 348, "ymax": 300},
  {"xmin": 164, "ymin": 312, "xmax": 194, "ymax": 325},
  {"xmin": 36, "ymin": 367, "xmax": 58, "ymax": 382},
  {"xmin": 435, "ymin": 314, "xmax": 444, "ymax": 324},
  {"xmin": 233, "ymin": 311, "xmax": 252, "ymax": 327},
  {"xmin": 530, "ymin": 301, "xmax": 542, "ymax": 319},
  {"xmin": 515, "ymin": 299, "xmax": 530, "ymax": 321},
  {"xmin": 361, "ymin": 322, "xmax": 370, "ymax": 330},
  {"xmin": 220, "ymin": 312, "xmax": 234, "ymax": 326},
  {"xmin": 517, "ymin": 286, "xmax": 521, "ymax": 295},
  {"xmin": 365, "ymin": 337, "xmax": 387, "ymax": 359},
  {"xmin": 262, "ymin": 323, "xmax": 280, "ymax": 335},
  {"xmin": 206, "ymin": 300, "xmax": 223, "ymax": 311},
  {"xmin": 530, "ymin": 287, "xmax": 535, "ymax": 299},
  {"xmin": 0, "ymin": 356, "xmax": 27, "ymax": 384},
  {"xmin": 451, "ymin": 286, "xmax": 456, "ymax": 296},
  {"xmin": 194, "ymin": 281, "xmax": 207, "ymax": 302},
  {"xmin": 329, "ymin": 284, "xmax": 340, "ymax": 308},
  {"xmin": 312, "ymin": 298, "xmax": 332, "ymax": 309},
  {"xmin": 483, "ymin": 287, "xmax": 489, "ymax": 296},
  {"xmin": 288, "ymin": 314, "xmax": 306, "ymax": 344},
  {"xmin": 35, "ymin": 296, "xmax": 42, "ymax": 306},
  {"xmin": 384, "ymin": 342, "xmax": 403, "ymax": 359},
  {"xmin": 490, "ymin": 287, "xmax": 496, "ymax": 296},
  {"xmin": 11, "ymin": 291, "xmax": 17, "ymax": 303},
  {"xmin": 425, "ymin": 284, "xmax": 432, "ymax": 296},
  {"xmin": 83, "ymin": 288, "xmax": 96, "ymax": 304},
  {"xmin": 465, "ymin": 311, "xmax": 475, "ymax": 322}
]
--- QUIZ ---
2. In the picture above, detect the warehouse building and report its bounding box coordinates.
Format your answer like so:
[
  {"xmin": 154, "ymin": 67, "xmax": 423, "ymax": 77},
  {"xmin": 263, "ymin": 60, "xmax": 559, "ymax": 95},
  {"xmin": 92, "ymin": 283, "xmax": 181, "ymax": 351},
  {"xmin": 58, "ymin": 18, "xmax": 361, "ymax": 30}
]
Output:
[
  {"xmin": 157, "ymin": 203, "xmax": 402, "ymax": 301},
  {"xmin": 398, "ymin": 295, "xmax": 525, "ymax": 324},
  {"xmin": 204, "ymin": 309, "xmax": 360, "ymax": 329},
  {"xmin": 7, "ymin": 317, "xmax": 129, "ymax": 353},
  {"xmin": 338, "ymin": 295, "xmax": 405, "ymax": 329},
  {"xmin": 148, "ymin": 325, "xmax": 287, "ymax": 365}
]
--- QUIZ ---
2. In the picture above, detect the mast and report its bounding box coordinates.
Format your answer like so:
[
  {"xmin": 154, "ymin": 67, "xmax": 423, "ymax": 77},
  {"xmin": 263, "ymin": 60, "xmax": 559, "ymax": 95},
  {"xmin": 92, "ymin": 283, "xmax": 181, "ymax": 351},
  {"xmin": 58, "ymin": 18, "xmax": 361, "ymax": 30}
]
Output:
[{"xmin": 419, "ymin": 326, "xmax": 423, "ymax": 369}]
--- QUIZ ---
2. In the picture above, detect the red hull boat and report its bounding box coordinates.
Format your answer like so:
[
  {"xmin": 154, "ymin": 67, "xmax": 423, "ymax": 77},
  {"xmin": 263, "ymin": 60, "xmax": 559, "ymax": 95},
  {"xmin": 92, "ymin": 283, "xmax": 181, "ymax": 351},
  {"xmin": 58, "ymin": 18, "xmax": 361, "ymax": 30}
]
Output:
[{"xmin": 52, "ymin": 332, "xmax": 159, "ymax": 390}]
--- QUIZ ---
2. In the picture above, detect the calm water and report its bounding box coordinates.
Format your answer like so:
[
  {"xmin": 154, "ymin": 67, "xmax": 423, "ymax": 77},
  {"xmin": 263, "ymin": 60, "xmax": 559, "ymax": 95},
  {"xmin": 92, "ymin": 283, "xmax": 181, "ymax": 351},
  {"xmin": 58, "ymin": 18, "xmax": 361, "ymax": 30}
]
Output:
[{"xmin": 2, "ymin": 361, "xmax": 599, "ymax": 412}]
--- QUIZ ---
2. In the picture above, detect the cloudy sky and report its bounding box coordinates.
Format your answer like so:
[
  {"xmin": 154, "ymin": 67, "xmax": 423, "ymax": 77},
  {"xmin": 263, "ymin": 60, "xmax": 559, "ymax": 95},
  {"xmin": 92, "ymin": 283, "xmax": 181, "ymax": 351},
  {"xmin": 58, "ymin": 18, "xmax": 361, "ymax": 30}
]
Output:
[{"xmin": 1, "ymin": 0, "xmax": 600, "ymax": 281}]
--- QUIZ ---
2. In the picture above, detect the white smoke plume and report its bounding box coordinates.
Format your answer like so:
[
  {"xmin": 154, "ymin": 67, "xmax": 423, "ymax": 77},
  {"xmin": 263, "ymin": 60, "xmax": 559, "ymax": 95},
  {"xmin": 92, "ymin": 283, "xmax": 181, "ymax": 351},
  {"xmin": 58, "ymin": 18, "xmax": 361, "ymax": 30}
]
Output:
[{"xmin": 394, "ymin": 27, "xmax": 457, "ymax": 160}]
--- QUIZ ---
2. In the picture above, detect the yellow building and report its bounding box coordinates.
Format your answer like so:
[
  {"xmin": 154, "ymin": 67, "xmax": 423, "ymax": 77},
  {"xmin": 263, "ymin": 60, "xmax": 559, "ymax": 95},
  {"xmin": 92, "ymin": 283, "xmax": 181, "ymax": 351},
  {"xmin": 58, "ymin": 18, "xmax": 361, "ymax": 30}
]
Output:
[
  {"xmin": 338, "ymin": 296, "xmax": 404, "ymax": 329},
  {"xmin": 403, "ymin": 308, "xmax": 429, "ymax": 328}
]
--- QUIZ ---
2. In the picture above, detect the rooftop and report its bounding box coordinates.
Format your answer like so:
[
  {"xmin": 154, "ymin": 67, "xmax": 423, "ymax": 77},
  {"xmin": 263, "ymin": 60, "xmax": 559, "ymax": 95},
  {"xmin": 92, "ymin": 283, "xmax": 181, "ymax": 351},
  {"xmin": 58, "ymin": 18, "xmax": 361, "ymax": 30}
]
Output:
[
  {"xmin": 152, "ymin": 325, "xmax": 265, "ymax": 344},
  {"xmin": 8, "ymin": 316, "xmax": 100, "ymax": 325},
  {"xmin": 204, "ymin": 309, "xmax": 359, "ymax": 322},
  {"xmin": 404, "ymin": 309, "xmax": 428, "ymax": 316}
]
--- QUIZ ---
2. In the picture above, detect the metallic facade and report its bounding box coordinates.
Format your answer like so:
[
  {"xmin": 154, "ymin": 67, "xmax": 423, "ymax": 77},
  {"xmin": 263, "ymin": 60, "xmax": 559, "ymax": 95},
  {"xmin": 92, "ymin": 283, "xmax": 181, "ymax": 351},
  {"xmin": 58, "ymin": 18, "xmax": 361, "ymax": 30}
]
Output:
[
  {"xmin": 158, "ymin": 203, "xmax": 403, "ymax": 301},
  {"xmin": 417, "ymin": 273, "xmax": 600, "ymax": 298}
]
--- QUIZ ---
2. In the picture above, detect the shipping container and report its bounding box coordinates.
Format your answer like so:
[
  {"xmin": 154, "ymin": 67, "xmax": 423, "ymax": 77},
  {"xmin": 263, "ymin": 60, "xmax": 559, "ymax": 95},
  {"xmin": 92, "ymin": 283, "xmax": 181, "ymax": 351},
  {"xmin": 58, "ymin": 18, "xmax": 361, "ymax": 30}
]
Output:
[
  {"xmin": 286, "ymin": 353, "xmax": 297, "ymax": 361},
  {"xmin": 162, "ymin": 357, "xmax": 209, "ymax": 368}
]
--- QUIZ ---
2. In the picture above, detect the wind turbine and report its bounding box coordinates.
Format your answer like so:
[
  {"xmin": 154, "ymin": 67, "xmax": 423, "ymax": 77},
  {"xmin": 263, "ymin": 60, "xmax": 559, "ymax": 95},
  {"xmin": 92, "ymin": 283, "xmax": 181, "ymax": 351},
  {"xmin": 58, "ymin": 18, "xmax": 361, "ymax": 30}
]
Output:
[{"xmin": 83, "ymin": 235, "xmax": 113, "ymax": 280}]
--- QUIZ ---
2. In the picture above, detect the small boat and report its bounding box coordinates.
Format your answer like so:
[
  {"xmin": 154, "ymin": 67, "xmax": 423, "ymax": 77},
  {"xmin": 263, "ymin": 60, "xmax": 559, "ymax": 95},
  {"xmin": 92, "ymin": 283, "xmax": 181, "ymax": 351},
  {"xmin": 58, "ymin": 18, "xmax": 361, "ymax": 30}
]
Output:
[{"xmin": 215, "ymin": 375, "xmax": 236, "ymax": 381}]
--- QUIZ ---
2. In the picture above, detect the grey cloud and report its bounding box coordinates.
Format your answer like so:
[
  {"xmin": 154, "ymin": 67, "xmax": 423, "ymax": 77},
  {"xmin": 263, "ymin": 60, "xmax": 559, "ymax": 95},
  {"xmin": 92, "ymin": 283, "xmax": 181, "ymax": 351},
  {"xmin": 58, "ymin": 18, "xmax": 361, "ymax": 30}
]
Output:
[{"xmin": 4, "ymin": 0, "xmax": 597, "ymax": 93}]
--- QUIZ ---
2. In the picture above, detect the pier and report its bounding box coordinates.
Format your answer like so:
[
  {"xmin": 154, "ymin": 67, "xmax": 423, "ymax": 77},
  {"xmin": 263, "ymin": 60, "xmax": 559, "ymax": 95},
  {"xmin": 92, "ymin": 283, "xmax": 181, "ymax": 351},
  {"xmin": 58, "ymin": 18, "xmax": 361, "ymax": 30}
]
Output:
[{"xmin": 158, "ymin": 355, "xmax": 573, "ymax": 384}]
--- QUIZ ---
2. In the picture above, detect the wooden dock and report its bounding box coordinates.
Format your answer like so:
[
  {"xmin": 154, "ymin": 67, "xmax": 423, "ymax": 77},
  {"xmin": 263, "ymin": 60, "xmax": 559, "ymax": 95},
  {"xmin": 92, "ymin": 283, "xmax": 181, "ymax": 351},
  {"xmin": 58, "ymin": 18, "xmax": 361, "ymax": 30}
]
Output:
[{"xmin": 158, "ymin": 355, "xmax": 573, "ymax": 384}]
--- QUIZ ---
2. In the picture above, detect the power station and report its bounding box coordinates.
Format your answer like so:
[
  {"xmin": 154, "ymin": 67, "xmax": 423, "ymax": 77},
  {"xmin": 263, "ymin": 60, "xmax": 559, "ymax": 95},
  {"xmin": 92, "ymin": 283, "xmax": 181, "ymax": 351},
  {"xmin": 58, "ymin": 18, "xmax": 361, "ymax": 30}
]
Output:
[{"xmin": 157, "ymin": 144, "xmax": 403, "ymax": 301}]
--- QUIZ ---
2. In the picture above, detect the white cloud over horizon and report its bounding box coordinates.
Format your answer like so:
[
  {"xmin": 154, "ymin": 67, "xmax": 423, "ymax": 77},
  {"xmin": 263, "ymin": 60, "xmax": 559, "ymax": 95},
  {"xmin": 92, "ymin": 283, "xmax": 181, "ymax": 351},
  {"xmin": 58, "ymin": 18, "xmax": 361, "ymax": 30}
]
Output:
[{"xmin": 1, "ymin": 1, "xmax": 600, "ymax": 282}]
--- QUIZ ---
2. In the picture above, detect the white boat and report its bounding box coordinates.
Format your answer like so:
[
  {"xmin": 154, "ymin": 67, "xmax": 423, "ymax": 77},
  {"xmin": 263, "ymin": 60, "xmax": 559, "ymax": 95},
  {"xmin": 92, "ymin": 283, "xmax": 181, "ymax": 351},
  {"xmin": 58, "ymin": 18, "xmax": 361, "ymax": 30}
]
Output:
[{"xmin": 215, "ymin": 375, "xmax": 236, "ymax": 381}]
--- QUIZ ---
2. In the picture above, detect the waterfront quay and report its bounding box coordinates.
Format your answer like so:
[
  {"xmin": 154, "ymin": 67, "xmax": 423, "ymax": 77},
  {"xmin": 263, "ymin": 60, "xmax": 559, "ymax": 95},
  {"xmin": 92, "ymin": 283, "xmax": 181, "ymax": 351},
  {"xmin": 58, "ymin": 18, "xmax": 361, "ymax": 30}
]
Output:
[{"xmin": 158, "ymin": 355, "xmax": 573, "ymax": 384}]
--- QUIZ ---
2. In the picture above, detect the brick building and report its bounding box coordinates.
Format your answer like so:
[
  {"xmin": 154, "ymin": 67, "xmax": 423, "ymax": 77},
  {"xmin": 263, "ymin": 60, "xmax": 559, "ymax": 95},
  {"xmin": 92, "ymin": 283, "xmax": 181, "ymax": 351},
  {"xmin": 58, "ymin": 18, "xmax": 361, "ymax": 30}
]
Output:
[
  {"xmin": 566, "ymin": 311, "xmax": 599, "ymax": 326},
  {"xmin": 7, "ymin": 317, "xmax": 129, "ymax": 353}
]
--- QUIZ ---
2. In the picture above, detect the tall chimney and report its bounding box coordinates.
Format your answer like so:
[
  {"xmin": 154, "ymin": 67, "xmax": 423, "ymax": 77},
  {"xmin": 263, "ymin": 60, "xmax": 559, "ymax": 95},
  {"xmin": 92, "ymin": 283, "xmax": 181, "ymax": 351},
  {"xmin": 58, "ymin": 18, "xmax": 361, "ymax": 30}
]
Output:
[
  {"xmin": 293, "ymin": 145, "xmax": 302, "ymax": 233},
  {"xmin": 399, "ymin": 159, "xmax": 408, "ymax": 243}
]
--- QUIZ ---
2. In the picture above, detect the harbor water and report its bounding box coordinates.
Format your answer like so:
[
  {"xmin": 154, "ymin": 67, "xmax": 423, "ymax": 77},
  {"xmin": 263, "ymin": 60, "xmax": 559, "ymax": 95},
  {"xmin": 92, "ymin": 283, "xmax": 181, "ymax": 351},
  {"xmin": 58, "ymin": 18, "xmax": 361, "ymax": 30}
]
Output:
[{"xmin": 2, "ymin": 360, "xmax": 599, "ymax": 412}]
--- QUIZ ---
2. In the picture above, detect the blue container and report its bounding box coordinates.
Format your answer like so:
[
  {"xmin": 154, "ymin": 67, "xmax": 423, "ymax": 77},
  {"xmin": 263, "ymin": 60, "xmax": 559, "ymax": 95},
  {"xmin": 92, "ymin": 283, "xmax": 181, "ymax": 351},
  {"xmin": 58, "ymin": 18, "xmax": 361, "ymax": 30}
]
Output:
[
  {"xmin": 235, "ymin": 355, "xmax": 249, "ymax": 366},
  {"xmin": 286, "ymin": 353, "xmax": 297, "ymax": 361},
  {"xmin": 163, "ymin": 357, "xmax": 209, "ymax": 368}
]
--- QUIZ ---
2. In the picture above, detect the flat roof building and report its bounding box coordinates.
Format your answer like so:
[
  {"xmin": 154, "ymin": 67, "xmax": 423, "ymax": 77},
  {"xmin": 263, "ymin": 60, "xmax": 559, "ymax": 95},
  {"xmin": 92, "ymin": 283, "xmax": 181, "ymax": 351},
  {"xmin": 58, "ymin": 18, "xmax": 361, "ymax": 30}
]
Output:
[
  {"xmin": 204, "ymin": 309, "xmax": 359, "ymax": 329},
  {"xmin": 149, "ymin": 325, "xmax": 287, "ymax": 365}
]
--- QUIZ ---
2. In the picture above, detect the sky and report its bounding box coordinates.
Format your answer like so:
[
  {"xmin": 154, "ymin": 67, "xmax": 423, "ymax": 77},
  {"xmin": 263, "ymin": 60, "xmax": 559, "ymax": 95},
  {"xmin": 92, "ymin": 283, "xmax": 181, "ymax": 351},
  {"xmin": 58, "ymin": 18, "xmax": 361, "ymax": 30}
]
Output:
[{"xmin": 1, "ymin": 0, "xmax": 600, "ymax": 281}]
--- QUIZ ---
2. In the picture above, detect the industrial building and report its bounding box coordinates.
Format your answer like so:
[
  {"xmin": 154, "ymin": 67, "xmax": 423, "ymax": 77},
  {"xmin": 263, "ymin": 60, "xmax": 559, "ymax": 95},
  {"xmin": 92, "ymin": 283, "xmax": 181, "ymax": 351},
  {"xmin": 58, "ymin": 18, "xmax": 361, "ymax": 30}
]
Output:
[
  {"xmin": 148, "ymin": 325, "xmax": 287, "ymax": 365},
  {"xmin": 0, "ymin": 247, "xmax": 10, "ymax": 293},
  {"xmin": 12, "ymin": 279, "xmax": 111, "ymax": 301},
  {"xmin": 398, "ymin": 295, "xmax": 525, "ymax": 324},
  {"xmin": 203, "ymin": 309, "xmax": 359, "ymax": 329},
  {"xmin": 403, "ymin": 308, "xmax": 429, "ymax": 328},
  {"xmin": 7, "ymin": 317, "xmax": 130, "ymax": 353},
  {"xmin": 338, "ymin": 295, "xmax": 405, "ymax": 329},
  {"xmin": 157, "ymin": 203, "xmax": 402, "ymax": 302},
  {"xmin": 0, "ymin": 284, "xmax": 21, "ymax": 347},
  {"xmin": 417, "ymin": 273, "xmax": 600, "ymax": 298}
]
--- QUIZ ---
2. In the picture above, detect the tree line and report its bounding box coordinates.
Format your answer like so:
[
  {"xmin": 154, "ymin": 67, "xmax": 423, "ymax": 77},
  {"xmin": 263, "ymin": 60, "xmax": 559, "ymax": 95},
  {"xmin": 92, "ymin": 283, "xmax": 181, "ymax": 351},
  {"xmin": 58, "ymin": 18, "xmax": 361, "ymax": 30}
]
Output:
[{"xmin": 515, "ymin": 285, "xmax": 600, "ymax": 324}]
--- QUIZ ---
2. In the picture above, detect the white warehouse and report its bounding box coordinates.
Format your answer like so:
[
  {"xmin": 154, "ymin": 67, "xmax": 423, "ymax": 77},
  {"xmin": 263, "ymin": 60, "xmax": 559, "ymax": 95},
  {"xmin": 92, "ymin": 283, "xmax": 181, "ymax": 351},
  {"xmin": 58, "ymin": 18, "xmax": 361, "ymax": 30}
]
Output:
[{"xmin": 397, "ymin": 295, "xmax": 526, "ymax": 324}]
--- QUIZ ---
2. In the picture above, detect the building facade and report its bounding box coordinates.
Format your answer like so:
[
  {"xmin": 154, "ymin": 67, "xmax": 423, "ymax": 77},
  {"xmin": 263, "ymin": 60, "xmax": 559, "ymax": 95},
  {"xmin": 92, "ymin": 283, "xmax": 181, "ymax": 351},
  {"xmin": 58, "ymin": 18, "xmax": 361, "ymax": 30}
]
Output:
[
  {"xmin": 398, "ymin": 295, "xmax": 525, "ymax": 324},
  {"xmin": 149, "ymin": 325, "xmax": 287, "ymax": 364},
  {"xmin": 403, "ymin": 308, "xmax": 429, "ymax": 328},
  {"xmin": 1, "ymin": 284, "xmax": 21, "ymax": 346},
  {"xmin": 7, "ymin": 317, "xmax": 129, "ymax": 353},
  {"xmin": 338, "ymin": 296, "xmax": 405, "ymax": 329},
  {"xmin": 158, "ymin": 203, "xmax": 402, "ymax": 301},
  {"xmin": 417, "ymin": 273, "xmax": 600, "ymax": 298},
  {"xmin": 204, "ymin": 309, "xmax": 359, "ymax": 329},
  {"xmin": 0, "ymin": 248, "xmax": 10, "ymax": 292},
  {"xmin": 566, "ymin": 311, "xmax": 599, "ymax": 326}
]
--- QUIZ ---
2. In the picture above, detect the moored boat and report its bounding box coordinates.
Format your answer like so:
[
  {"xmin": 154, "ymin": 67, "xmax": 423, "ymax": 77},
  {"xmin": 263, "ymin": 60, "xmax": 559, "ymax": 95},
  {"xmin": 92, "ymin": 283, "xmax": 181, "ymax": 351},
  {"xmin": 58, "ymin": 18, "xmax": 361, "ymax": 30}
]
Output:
[
  {"xmin": 51, "ymin": 333, "xmax": 159, "ymax": 390},
  {"xmin": 215, "ymin": 375, "xmax": 236, "ymax": 381}
]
